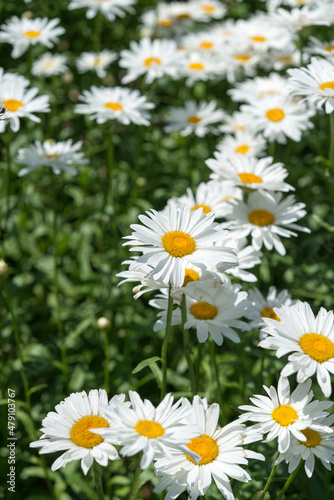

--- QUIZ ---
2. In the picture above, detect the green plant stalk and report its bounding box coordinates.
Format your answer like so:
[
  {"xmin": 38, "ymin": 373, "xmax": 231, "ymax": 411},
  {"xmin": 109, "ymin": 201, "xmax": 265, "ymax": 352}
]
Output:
[
  {"xmin": 195, "ymin": 343, "xmax": 203, "ymax": 394},
  {"xmin": 259, "ymin": 456, "xmax": 279, "ymax": 500},
  {"xmin": 181, "ymin": 296, "xmax": 196, "ymax": 396},
  {"xmin": 276, "ymin": 461, "xmax": 303, "ymax": 500},
  {"xmin": 210, "ymin": 340, "xmax": 224, "ymax": 416},
  {"xmin": 103, "ymin": 123, "xmax": 115, "ymax": 217},
  {"xmin": 93, "ymin": 13, "xmax": 103, "ymax": 52},
  {"xmin": 2, "ymin": 140, "xmax": 11, "ymax": 242},
  {"xmin": 93, "ymin": 462, "xmax": 105, "ymax": 500},
  {"xmin": 330, "ymin": 111, "xmax": 334, "ymax": 172},
  {"xmin": 104, "ymin": 328, "xmax": 110, "ymax": 394},
  {"xmin": 161, "ymin": 284, "xmax": 173, "ymax": 399},
  {"xmin": 128, "ymin": 453, "xmax": 142, "ymax": 500}
]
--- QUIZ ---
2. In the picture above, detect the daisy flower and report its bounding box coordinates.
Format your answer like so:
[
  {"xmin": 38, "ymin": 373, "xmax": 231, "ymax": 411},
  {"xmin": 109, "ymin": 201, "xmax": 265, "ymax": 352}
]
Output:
[
  {"xmin": 287, "ymin": 57, "xmax": 334, "ymax": 114},
  {"xmin": 30, "ymin": 390, "xmax": 122, "ymax": 475},
  {"xmin": 237, "ymin": 19, "xmax": 292, "ymax": 52},
  {"xmin": 91, "ymin": 392, "xmax": 200, "ymax": 470},
  {"xmin": 259, "ymin": 301, "xmax": 334, "ymax": 397},
  {"xmin": 222, "ymin": 191, "xmax": 310, "ymax": 256},
  {"xmin": 119, "ymin": 38, "xmax": 185, "ymax": 84},
  {"xmin": 240, "ymin": 96, "xmax": 314, "ymax": 144},
  {"xmin": 76, "ymin": 50, "xmax": 118, "ymax": 79},
  {"xmin": 228, "ymin": 73, "xmax": 288, "ymax": 104},
  {"xmin": 247, "ymin": 285, "xmax": 296, "ymax": 330},
  {"xmin": 170, "ymin": 180, "xmax": 241, "ymax": 218},
  {"xmin": 265, "ymin": 5, "xmax": 332, "ymax": 32},
  {"xmin": 68, "ymin": 0, "xmax": 136, "ymax": 21},
  {"xmin": 181, "ymin": 31, "xmax": 224, "ymax": 54},
  {"xmin": 223, "ymin": 48, "xmax": 260, "ymax": 83},
  {"xmin": 32, "ymin": 52, "xmax": 68, "ymax": 77},
  {"xmin": 164, "ymin": 100, "xmax": 226, "ymax": 137},
  {"xmin": 219, "ymin": 111, "xmax": 252, "ymax": 134},
  {"xmin": 0, "ymin": 76, "xmax": 50, "ymax": 133},
  {"xmin": 275, "ymin": 414, "xmax": 334, "ymax": 478},
  {"xmin": 74, "ymin": 86, "xmax": 154, "ymax": 126},
  {"xmin": 206, "ymin": 155, "xmax": 293, "ymax": 195},
  {"xmin": 191, "ymin": 0, "xmax": 227, "ymax": 21},
  {"xmin": 155, "ymin": 396, "xmax": 264, "ymax": 500},
  {"xmin": 268, "ymin": 47, "xmax": 302, "ymax": 72},
  {"xmin": 0, "ymin": 16, "xmax": 65, "ymax": 58},
  {"xmin": 182, "ymin": 52, "xmax": 219, "ymax": 86},
  {"xmin": 123, "ymin": 202, "xmax": 238, "ymax": 287},
  {"xmin": 305, "ymin": 37, "xmax": 334, "ymax": 60},
  {"xmin": 239, "ymin": 377, "xmax": 331, "ymax": 453},
  {"xmin": 16, "ymin": 139, "xmax": 88, "ymax": 176},
  {"xmin": 215, "ymin": 131, "xmax": 267, "ymax": 159}
]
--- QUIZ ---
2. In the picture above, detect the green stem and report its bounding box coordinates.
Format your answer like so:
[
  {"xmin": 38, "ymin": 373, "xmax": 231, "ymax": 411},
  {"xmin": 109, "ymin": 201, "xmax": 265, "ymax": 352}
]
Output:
[
  {"xmin": 181, "ymin": 296, "xmax": 196, "ymax": 396},
  {"xmin": 210, "ymin": 340, "xmax": 224, "ymax": 416},
  {"xmin": 128, "ymin": 453, "xmax": 142, "ymax": 500},
  {"xmin": 103, "ymin": 123, "xmax": 114, "ymax": 215},
  {"xmin": 93, "ymin": 13, "xmax": 103, "ymax": 52},
  {"xmin": 104, "ymin": 328, "xmax": 110, "ymax": 394},
  {"xmin": 93, "ymin": 462, "xmax": 105, "ymax": 500},
  {"xmin": 1, "ymin": 281, "xmax": 31, "ymax": 413},
  {"xmin": 269, "ymin": 141, "xmax": 275, "ymax": 160},
  {"xmin": 276, "ymin": 461, "xmax": 303, "ymax": 500},
  {"xmin": 160, "ymin": 284, "xmax": 173, "ymax": 399},
  {"xmin": 195, "ymin": 343, "xmax": 203, "ymax": 394},
  {"xmin": 259, "ymin": 454, "xmax": 279, "ymax": 500},
  {"xmin": 2, "ymin": 140, "xmax": 11, "ymax": 242},
  {"xmin": 330, "ymin": 111, "xmax": 334, "ymax": 172}
]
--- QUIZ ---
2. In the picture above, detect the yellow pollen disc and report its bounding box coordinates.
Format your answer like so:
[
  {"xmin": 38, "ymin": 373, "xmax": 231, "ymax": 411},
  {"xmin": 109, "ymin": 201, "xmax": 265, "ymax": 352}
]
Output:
[
  {"xmin": 261, "ymin": 307, "xmax": 281, "ymax": 321},
  {"xmin": 266, "ymin": 108, "xmax": 285, "ymax": 122},
  {"xmin": 235, "ymin": 144, "xmax": 250, "ymax": 155},
  {"xmin": 200, "ymin": 42, "xmax": 213, "ymax": 50},
  {"xmin": 251, "ymin": 36, "xmax": 266, "ymax": 42},
  {"xmin": 272, "ymin": 405, "xmax": 298, "ymax": 427},
  {"xmin": 189, "ymin": 62, "xmax": 204, "ymax": 71},
  {"xmin": 94, "ymin": 57, "xmax": 102, "ymax": 66},
  {"xmin": 319, "ymin": 81, "xmax": 334, "ymax": 91},
  {"xmin": 177, "ymin": 13, "xmax": 190, "ymax": 19},
  {"xmin": 3, "ymin": 99, "xmax": 24, "ymax": 112},
  {"xmin": 190, "ymin": 301, "xmax": 218, "ymax": 320},
  {"xmin": 159, "ymin": 19, "xmax": 172, "ymax": 27},
  {"xmin": 185, "ymin": 434, "xmax": 219, "ymax": 465},
  {"xmin": 161, "ymin": 230, "xmax": 196, "ymax": 258},
  {"xmin": 70, "ymin": 415, "xmax": 109, "ymax": 448},
  {"xmin": 144, "ymin": 57, "xmax": 161, "ymax": 67},
  {"xmin": 183, "ymin": 268, "xmax": 200, "ymax": 287},
  {"xmin": 45, "ymin": 153, "xmax": 60, "ymax": 160},
  {"xmin": 191, "ymin": 203, "xmax": 211, "ymax": 214},
  {"xmin": 104, "ymin": 102, "xmax": 123, "ymax": 111},
  {"xmin": 235, "ymin": 125, "xmax": 245, "ymax": 131},
  {"xmin": 222, "ymin": 195, "xmax": 233, "ymax": 201},
  {"xmin": 135, "ymin": 419, "xmax": 165, "ymax": 438},
  {"xmin": 43, "ymin": 61, "xmax": 54, "ymax": 69},
  {"xmin": 235, "ymin": 55, "xmax": 250, "ymax": 62},
  {"xmin": 248, "ymin": 209, "xmax": 275, "ymax": 226},
  {"xmin": 299, "ymin": 333, "xmax": 334, "ymax": 363},
  {"xmin": 238, "ymin": 172, "xmax": 263, "ymax": 184},
  {"xmin": 299, "ymin": 428, "xmax": 322, "ymax": 447},
  {"xmin": 202, "ymin": 5, "xmax": 215, "ymax": 12},
  {"xmin": 325, "ymin": 46, "xmax": 334, "ymax": 52},
  {"xmin": 278, "ymin": 56, "xmax": 293, "ymax": 63},
  {"xmin": 24, "ymin": 30, "xmax": 40, "ymax": 38},
  {"xmin": 187, "ymin": 115, "xmax": 202, "ymax": 124},
  {"xmin": 259, "ymin": 90, "xmax": 275, "ymax": 97}
]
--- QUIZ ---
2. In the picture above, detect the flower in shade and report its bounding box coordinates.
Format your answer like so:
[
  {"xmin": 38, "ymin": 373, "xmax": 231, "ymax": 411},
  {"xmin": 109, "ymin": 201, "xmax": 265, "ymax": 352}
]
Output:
[
  {"xmin": 228, "ymin": 73, "xmax": 288, "ymax": 104},
  {"xmin": 16, "ymin": 139, "xmax": 88, "ymax": 176},
  {"xmin": 74, "ymin": 86, "xmax": 154, "ymax": 126},
  {"xmin": 275, "ymin": 413, "xmax": 334, "ymax": 478},
  {"xmin": 68, "ymin": 0, "xmax": 136, "ymax": 21},
  {"xmin": 0, "ymin": 16, "xmax": 65, "ymax": 58},
  {"xmin": 30, "ymin": 390, "xmax": 122, "ymax": 475},
  {"xmin": 304, "ymin": 37, "xmax": 334, "ymax": 61},
  {"xmin": 155, "ymin": 396, "xmax": 264, "ymax": 500},
  {"xmin": 119, "ymin": 38, "xmax": 185, "ymax": 84},
  {"xmin": 222, "ymin": 191, "xmax": 310, "ymax": 256},
  {"xmin": 259, "ymin": 301, "xmax": 334, "ymax": 397},
  {"xmin": 247, "ymin": 285, "xmax": 296, "ymax": 331},
  {"xmin": 76, "ymin": 50, "xmax": 118, "ymax": 78},
  {"xmin": 123, "ymin": 202, "xmax": 238, "ymax": 287},
  {"xmin": 182, "ymin": 52, "xmax": 219, "ymax": 86},
  {"xmin": 239, "ymin": 377, "xmax": 332, "ymax": 453},
  {"xmin": 215, "ymin": 131, "xmax": 267, "ymax": 159},
  {"xmin": 91, "ymin": 391, "xmax": 200, "ymax": 469},
  {"xmin": 32, "ymin": 52, "xmax": 68, "ymax": 77},
  {"xmin": 164, "ymin": 100, "xmax": 226, "ymax": 137},
  {"xmin": 287, "ymin": 57, "xmax": 334, "ymax": 113}
]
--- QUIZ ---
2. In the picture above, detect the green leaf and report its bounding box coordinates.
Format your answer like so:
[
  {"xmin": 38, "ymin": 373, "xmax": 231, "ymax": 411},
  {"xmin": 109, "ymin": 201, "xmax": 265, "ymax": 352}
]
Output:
[
  {"xmin": 28, "ymin": 384, "xmax": 48, "ymax": 396},
  {"xmin": 132, "ymin": 356, "xmax": 162, "ymax": 374}
]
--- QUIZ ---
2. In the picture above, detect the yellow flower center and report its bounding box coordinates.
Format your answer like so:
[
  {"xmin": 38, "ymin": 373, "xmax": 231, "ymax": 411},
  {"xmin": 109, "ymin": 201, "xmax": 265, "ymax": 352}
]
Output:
[
  {"xmin": 191, "ymin": 204, "xmax": 211, "ymax": 214},
  {"xmin": 235, "ymin": 125, "xmax": 245, "ymax": 131},
  {"xmin": 43, "ymin": 61, "xmax": 54, "ymax": 69},
  {"xmin": 161, "ymin": 231, "xmax": 197, "ymax": 258},
  {"xmin": 177, "ymin": 13, "xmax": 190, "ymax": 19},
  {"xmin": 70, "ymin": 415, "xmax": 109, "ymax": 448},
  {"xmin": 251, "ymin": 36, "xmax": 266, "ymax": 42},
  {"xmin": 159, "ymin": 19, "xmax": 172, "ymax": 27},
  {"xmin": 135, "ymin": 419, "xmax": 165, "ymax": 438},
  {"xmin": 104, "ymin": 102, "xmax": 123, "ymax": 111},
  {"xmin": 187, "ymin": 115, "xmax": 202, "ymax": 124},
  {"xmin": 200, "ymin": 42, "xmax": 214, "ymax": 50},
  {"xmin": 325, "ymin": 46, "xmax": 334, "ymax": 52},
  {"xmin": 144, "ymin": 57, "xmax": 161, "ymax": 67},
  {"xmin": 248, "ymin": 209, "xmax": 275, "ymax": 226},
  {"xmin": 272, "ymin": 405, "xmax": 298, "ymax": 427},
  {"xmin": 185, "ymin": 434, "xmax": 219, "ymax": 465},
  {"xmin": 189, "ymin": 62, "xmax": 204, "ymax": 71},
  {"xmin": 266, "ymin": 108, "xmax": 285, "ymax": 122},
  {"xmin": 45, "ymin": 153, "xmax": 60, "ymax": 160},
  {"xmin": 190, "ymin": 301, "xmax": 218, "ymax": 320},
  {"xmin": 235, "ymin": 144, "xmax": 250, "ymax": 155},
  {"xmin": 299, "ymin": 428, "xmax": 322, "ymax": 447},
  {"xmin": 261, "ymin": 307, "xmax": 281, "ymax": 321},
  {"xmin": 202, "ymin": 5, "xmax": 215, "ymax": 12},
  {"xmin": 319, "ymin": 81, "xmax": 334, "ymax": 91},
  {"xmin": 222, "ymin": 195, "xmax": 233, "ymax": 201},
  {"xmin": 183, "ymin": 268, "xmax": 200, "ymax": 287},
  {"xmin": 235, "ymin": 55, "xmax": 250, "ymax": 62},
  {"xmin": 3, "ymin": 99, "xmax": 24, "ymax": 112},
  {"xmin": 299, "ymin": 333, "xmax": 334, "ymax": 363},
  {"xmin": 278, "ymin": 56, "xmax": 293, "ymax": 63},
  {"xmin": 94, "ymin": 57, "xmax": 102, "ymax": 66},
  {"xmin": 238, "ymin": 172, "xmax": 263, "ymax": 184},
  {"xmin": 24, "ymin": 30, "xmax": 40, "ymax": 38}
]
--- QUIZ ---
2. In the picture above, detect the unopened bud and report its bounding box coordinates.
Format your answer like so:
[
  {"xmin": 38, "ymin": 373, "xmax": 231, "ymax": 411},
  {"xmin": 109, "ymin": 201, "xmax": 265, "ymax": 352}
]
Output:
[
  {"xmin": 0, "ymin": 259, "xmax": 8, "ymax": 277},
  {"xmin": 97, "ymin": 317, "xmax": 110, "ymax": 330},
  {"xmin": 253, "ymin": 492, "xmax": 270, "ymax": 500}
]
